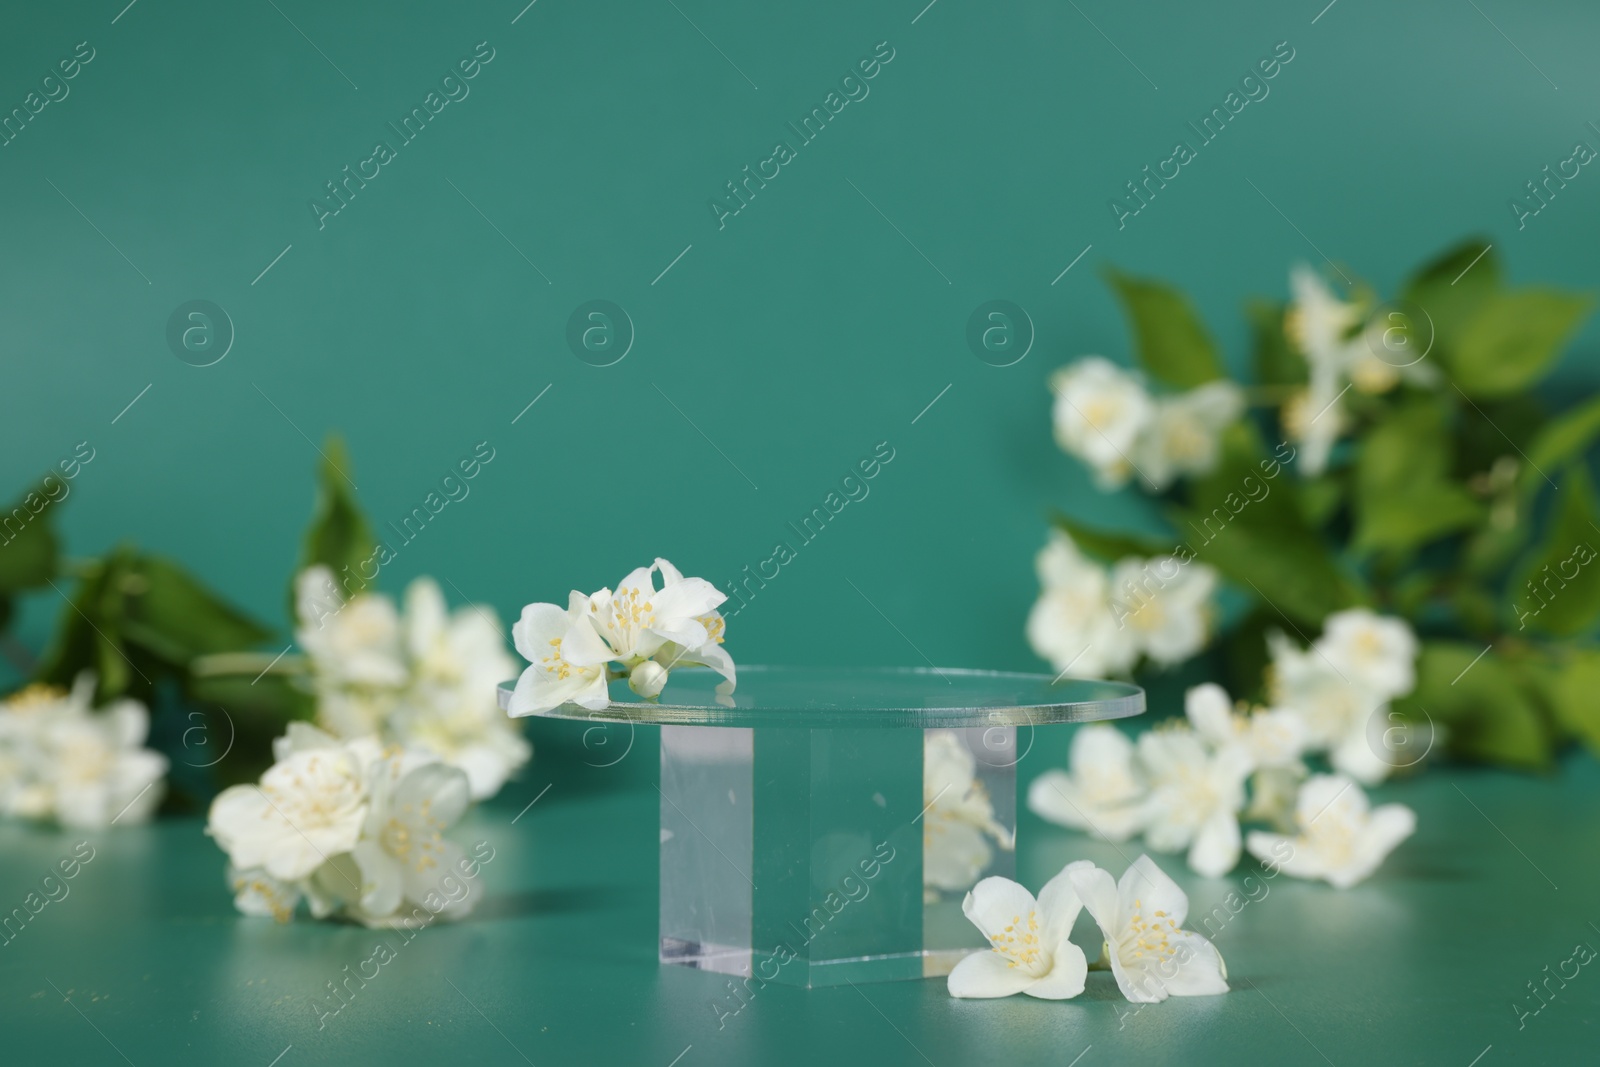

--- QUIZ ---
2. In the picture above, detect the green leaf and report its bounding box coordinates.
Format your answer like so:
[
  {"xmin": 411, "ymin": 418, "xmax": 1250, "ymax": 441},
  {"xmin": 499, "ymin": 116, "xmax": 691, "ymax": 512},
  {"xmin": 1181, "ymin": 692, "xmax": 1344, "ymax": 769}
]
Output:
[
  {"xmin": 1400, "ymin": 238, "xmax": 1500, "ymax": 350},
  {"xmin": 1508, "ymin": 463, "xmax": 1600, "ymax": 637},
  {"xmin": 35, "ymin": 550, "xmax": 137, "ymax": 702},
  {"xmin": 121, "ymin": 555, "xmax": 272, "ymax": 666},
  {"xmin": 1353, "ymin": 397, "xmax": 1482, "ymax": 554},
  {"xmin": 1048, "ymin": 513, "xmax": 1169, "ymax": 563},
  {"xmin": 0, "ymin": 478, "xmax": 63, "ymax": 594},
  {"xmin": 1171, "ymin": 423, "xmax": 1359, "ymax": 625},
  {"xmin": 1446, "ymin": 289, "xmax": 1592, "ymax": 398},
  {"xmin": 1104, "ymin": 269, "xmax": 1224, "ymax": 388},
  {"xmin": 1540, "ymin": 649, "xmax": 1600, "ymax": 757},
  {"xmin": 1246, "ymin": 298, "xmax": 1303, "ymax": 387},
  {"xmin": 296, "ymin": 436, "xmax": 374, "ymax": 608},
  {"xmin": 1523, "ymin": 393, "xmax": 1600, "ymax": 497},
  {"xmin": 1395, "ymin": 641, "xmax": 1550, "ymax": 770}
]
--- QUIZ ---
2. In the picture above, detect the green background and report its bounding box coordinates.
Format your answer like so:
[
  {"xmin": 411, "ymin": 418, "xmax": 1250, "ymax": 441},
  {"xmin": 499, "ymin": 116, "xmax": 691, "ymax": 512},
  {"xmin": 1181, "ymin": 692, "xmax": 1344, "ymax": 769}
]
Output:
[{"xmin": 4, "ymin": 1, "xmax": 1600, "ymax": 1062}]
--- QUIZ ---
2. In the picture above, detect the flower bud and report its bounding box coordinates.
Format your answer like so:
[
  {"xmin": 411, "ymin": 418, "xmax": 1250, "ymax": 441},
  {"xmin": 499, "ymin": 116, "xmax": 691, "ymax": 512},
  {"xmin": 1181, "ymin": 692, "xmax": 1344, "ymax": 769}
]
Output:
[{"xmin": 629, "ymin": 660, "xmax": 668, "ymax": 699}]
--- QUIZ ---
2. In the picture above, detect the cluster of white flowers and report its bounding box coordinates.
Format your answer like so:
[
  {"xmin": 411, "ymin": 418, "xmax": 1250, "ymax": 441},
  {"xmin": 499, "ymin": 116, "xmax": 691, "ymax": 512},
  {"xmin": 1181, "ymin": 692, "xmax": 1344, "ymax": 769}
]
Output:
[
  {"xmin": 1030, "ymin": 607, "xmax": 1420, "ymax": 883},
  {"xmin": 922, "ymin": 731, "xmax": 1014, "ymax": 896},
  {"xmin": 948, "ymin": 853, "xmax": 1228, "ymax": 1003},
  {"xmin": 0, "ymin": 677, "xmax": 166, "ymax": 829},
  {"xmin": 295, "ymin": 567, "xmax": 530, "ymax": 801},
  {"xmin": 1051, "ymin": 356, "xmax": 1244, "ymax": 491},
  {"xmin": 1281, "ymin": 265, "xmax": 1440, "ymax": 475},
  {"xmin": 507, "ymin": 558, "xmax": 734, "ymax": 716},
  {"xmin": 207, "ymin": 723, "xmax": 484, "ymax": 926},
  {"xmin": 1026, "ymin": 531, "xmax": 1218, "ymax": 678}
]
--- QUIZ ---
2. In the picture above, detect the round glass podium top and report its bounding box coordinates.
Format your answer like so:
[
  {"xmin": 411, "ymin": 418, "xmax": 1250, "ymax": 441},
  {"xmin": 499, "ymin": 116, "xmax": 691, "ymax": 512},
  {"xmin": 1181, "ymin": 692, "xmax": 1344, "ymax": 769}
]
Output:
[{"xmin": 496, "ymin": 665, "xmax": 1143, "ymax": 729}]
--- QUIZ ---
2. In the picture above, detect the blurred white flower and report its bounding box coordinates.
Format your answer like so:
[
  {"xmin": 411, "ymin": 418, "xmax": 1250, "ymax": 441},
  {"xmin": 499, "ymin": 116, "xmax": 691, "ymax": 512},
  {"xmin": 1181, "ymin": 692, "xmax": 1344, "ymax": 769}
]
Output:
[
  {"xmin": 0, "ymin": 677, "xmax": 167, "ymax": 829},
  {"xmin": 1245, "ymin": 773, "xmax": 1415, "ymax": 888},
  {"xmin": 510, "ymin": 558, "xmax": 734, "ymax": 715},
  {"xmin": 924, "ymin": 731, "xmax": 1013, "ymax": 893},
  {"xmin": 1137, "ymin": 725, "xmax": 1252, "ymax": 878},
  {"xmin": 1027, "ymin": 724, "xmax": 1147, "ymax": 841},
  {"xmin": 1025, "ymin": 533, "xmax": 1136, "ymax": 679},
  {"xmin": 208, "ymin": 723, "xmax": 485, "ymax": 926},
  {"xmin": 1315, "ymin": 608, "xmax": 1418, "ymax": 702},
  {"xmin": 947, "ymin": 862, "xmax": 1091, "ymax": 1000},
  {"xmin": 1135, "ymin": 381, "xmax": 1245, "ymax": 491},
  {"xmin": 1111, "ymin": 557, "xmax": 1218, "ymax": 667},
  {"xmin": 1284, "ymin": 265, "xmax": 1359, "ymax": 477},
  {"xmin": 1051, "ymin": 357, "xmax": 1154, "ymax": 489},
  {"xmin": 1068, "ymin": 854, "xmax": 1229, "ymax": 1002},
  {"xmin": 1184, "ymin": 683, "xmax": 1307, "ymax": 773},
  {"xmin": 296, "ymin": 569, "xmax": 531, "ymax": 801}
]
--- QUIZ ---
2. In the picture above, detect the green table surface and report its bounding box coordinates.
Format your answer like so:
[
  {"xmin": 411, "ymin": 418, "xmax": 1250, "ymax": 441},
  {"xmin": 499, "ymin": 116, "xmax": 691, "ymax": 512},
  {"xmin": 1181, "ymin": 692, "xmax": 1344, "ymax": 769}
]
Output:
[{"xmin": 4, "ymin": 744, "xmax": 1598, "ymax": 1067}]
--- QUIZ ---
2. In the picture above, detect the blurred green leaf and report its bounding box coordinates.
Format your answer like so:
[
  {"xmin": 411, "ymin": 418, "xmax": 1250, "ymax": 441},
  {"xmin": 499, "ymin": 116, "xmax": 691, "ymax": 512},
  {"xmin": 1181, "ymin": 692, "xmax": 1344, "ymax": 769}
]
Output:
[
  {"xmin": 295, "ymin": 435, "xmax": 374, "ymax": 612},
  {"xmin": 121, "ymin": 554, "xmax": 273, "ymax": 666},
  {"xmin": 1353, "ymin": 397, "xmax": 1481, "ymax": 554},
  {"xmin": 1171, "ymin": 423, "xmax": 1359, "ymax": 626},
  {"xmin": 1539, "ymin": 648, "xmax": 1600, "ymax": 758},
  {"xmin": 1446, "ymin": 289, "xmax": 1591, "ymax": 398},
  {"xmin": 1400, "ymin": 238, "xmax": 1499, "ymax": 351},
  {"xmin": 1048, "ymin": 513, "xmax": 1169, "ymax": 563},
  {"xmin": 1396, "ymin": 641, "xmax": 1550, "ymax": 770},
  {"xmin": 0, "ymin": 478, "xmax": 63, "ymax": 594},
  {"xmin": 1508, "ymin": 463, "xmax": 1600, "ymax": 637},
  {"xmin": 36, "ymin": 549, "xmax": 135, "ymax": 702},
  {"xmin": 1522, "ymin": 393, "xmax": 1600, "ymax": 497},
  {"xmin": 1246, "ymin": 298, "xmax": 1303, "ymax": 387},
  {"xmin": 1105, "ymin": 269, "xmax": 1224, "ymax": 388}
]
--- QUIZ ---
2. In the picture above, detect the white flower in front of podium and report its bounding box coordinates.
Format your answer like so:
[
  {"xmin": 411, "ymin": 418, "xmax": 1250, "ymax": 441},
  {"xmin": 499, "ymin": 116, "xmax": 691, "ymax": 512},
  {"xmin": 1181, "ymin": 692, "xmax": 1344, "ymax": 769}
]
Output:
[
  {"xmin": 1110, "ymin": 556, "xmax": 1218, "ymax": 667},
  {"xmin": 1026, "ymin": 533, "xmax": 1135, "ymax": 679},
  {"xmin": 0, "ymin": 677, "xmax": 167, "ymax": 829},
  {"xmin": 1137, "ymin": 724, "xmax": 1252, "ymax": 878},
  {"xmin": 1246, "ymin": 773, "xmax": 1416, "ymax": 889},
  {"xmin": 1314, "ymin": 608, "xmax": 1419, "ymax": 702},
  {"xmin": 509, "ymin": 558, "xmax": 735, "ymax": 714},
  {"xmin": 1050, "ymin": 357, "xmax": 1155, "ymax": 489},
  {"xmin": 208, "ymin": 724, "xmax": 375, "ymax": 882},
  {"xmin": 923, "ymin": 731, "xmax": 1014, "ymax": 893},
  {"xmin": 947, "ymin": 861, "xmax": 1092, "ymax": 1000},
  {"xmin": 1027, "ymin": 724, "xmax": 1147, "ymax": 841},
  {"xmin": 1068, "ymin": 854, "xmax": 1229, "ymax": 1002},
  {"xmin": 1134, "ymin": 380, "xmax": 1245, "ymax": 490}
]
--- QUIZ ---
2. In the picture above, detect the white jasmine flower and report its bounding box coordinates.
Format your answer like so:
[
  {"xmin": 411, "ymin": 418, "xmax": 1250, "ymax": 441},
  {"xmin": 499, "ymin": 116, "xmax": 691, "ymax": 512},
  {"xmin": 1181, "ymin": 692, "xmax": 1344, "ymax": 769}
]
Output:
[
  {"xmin": 208, "ymin": 724, "xmax": 377, "ymax": 881},
  {"xmin": 1026, "ymin": 533, "xmax": 1136, "ymax": 679},
  {"xmin": 295, "ymin": 566, "xmax": 408, "ymax": 691},
  {"xmin": 1245, "ymin": 774, "xmax": 1416, "ymax": 888},
  {"xmin": 1184, "ymin": 683, "xmax": 1307, "ymax": 772},
  {"xmin": 1135, "ymin": 381, "xmax": 1245, "ymax": 490},
  {"xmin": 1027, "ymin": 725, "xmax": 1147, "ymax": 841},
  {"xmin": 1051, "ymin": 357, "xmax": 1155, "ymax": 489},
  {"xmin": 924, "ymin": 731, "xmax": 1013, "ymax": 893},
  {"xmin": 508, "ymin": 592, "xmax": 614, "ymax": 715},
  {"xmin": 1137, "ymin": 726, "xmax": 1251, "ymax": 877},
  {"xmin": 1314, "ymin": 609, "xmax": 1418, "ymax": 702},
  {"xmin": 393, "ymin": 578, "xmax": 530, "ymax": 800},
  {"xmin": 227, "ymin": 865, "xmax": 303, "ymax": 923},
  {"xmin": 1284, "ymin": 266, "xmax": 1360, "ymax": 476},
  {"xmin": 1110, "ymin": 557, "xmax": 1217, "ymax": 667},
  {"xmin": 0, "ymin": 678, "xmax": 167, "ymax": 829},
  {"xmin": 1067, "ymin": 854, "xmax": 1229, "ymax": 1002},
  {"xmin": 647, "ymin": 559, "xmax": 736, "ymax": 700},
  {"xmin": 1268, "ymin": 632, "xmax": 1396, "ymax": 784},
  {"xmin": 582, "ymin": 559, "xmax": 727, "ymax": 666},
  {"xmin": 947, "ymin": 861, "xmax": 1092, "ymax": 1000}
]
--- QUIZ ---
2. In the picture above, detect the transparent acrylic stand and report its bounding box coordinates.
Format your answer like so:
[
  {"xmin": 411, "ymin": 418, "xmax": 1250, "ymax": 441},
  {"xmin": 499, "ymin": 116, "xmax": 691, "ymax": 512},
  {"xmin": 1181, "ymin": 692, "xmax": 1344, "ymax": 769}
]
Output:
[{"xmin": 498, "ymin": 666, "xmax": 1142, "ymax": 988}]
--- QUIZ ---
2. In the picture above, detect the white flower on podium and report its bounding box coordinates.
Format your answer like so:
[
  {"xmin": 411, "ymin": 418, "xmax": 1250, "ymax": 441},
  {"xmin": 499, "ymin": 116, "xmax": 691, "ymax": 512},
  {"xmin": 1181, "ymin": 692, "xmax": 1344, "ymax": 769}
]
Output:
[
  {"xmin": 1027, "ymin": 725, "xmax": 1147, "ymax": 842},
  {"xmin": 1137, "ymin": 725, "xmax": 1252, "ymax": 878},
  {"xmin": 1245, "ymin": 773, "xmax": 1416, "ymax": 888},
  {"xmin": 1050, "ymin": 357, "xmax": 1155, "ymax": 489},
  {"xmin": 947, "ymin": 861, "xmax": 1092, "ymax": 1000},
  {"xmin": 1026, "ymin": 533, "xmax": 1135, "ymax": 679},
  {"xmin": 509, "ymin": 558, "xmax": 735, "ymax": 715},
  {"xmin": 0, "ymin": 677, "xmax": 167, "ymax": 829},
  {"xmin": 923, "ymin": 731, "xmax": 1013, "ymax": 893},
  {"xmin": 1135, "ymin": 380, "xmax": 1245, "ymax": 491},
  {"xmin": 1068, "ymin": 855, "xmax": 1229, "ymax": 1002}
]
